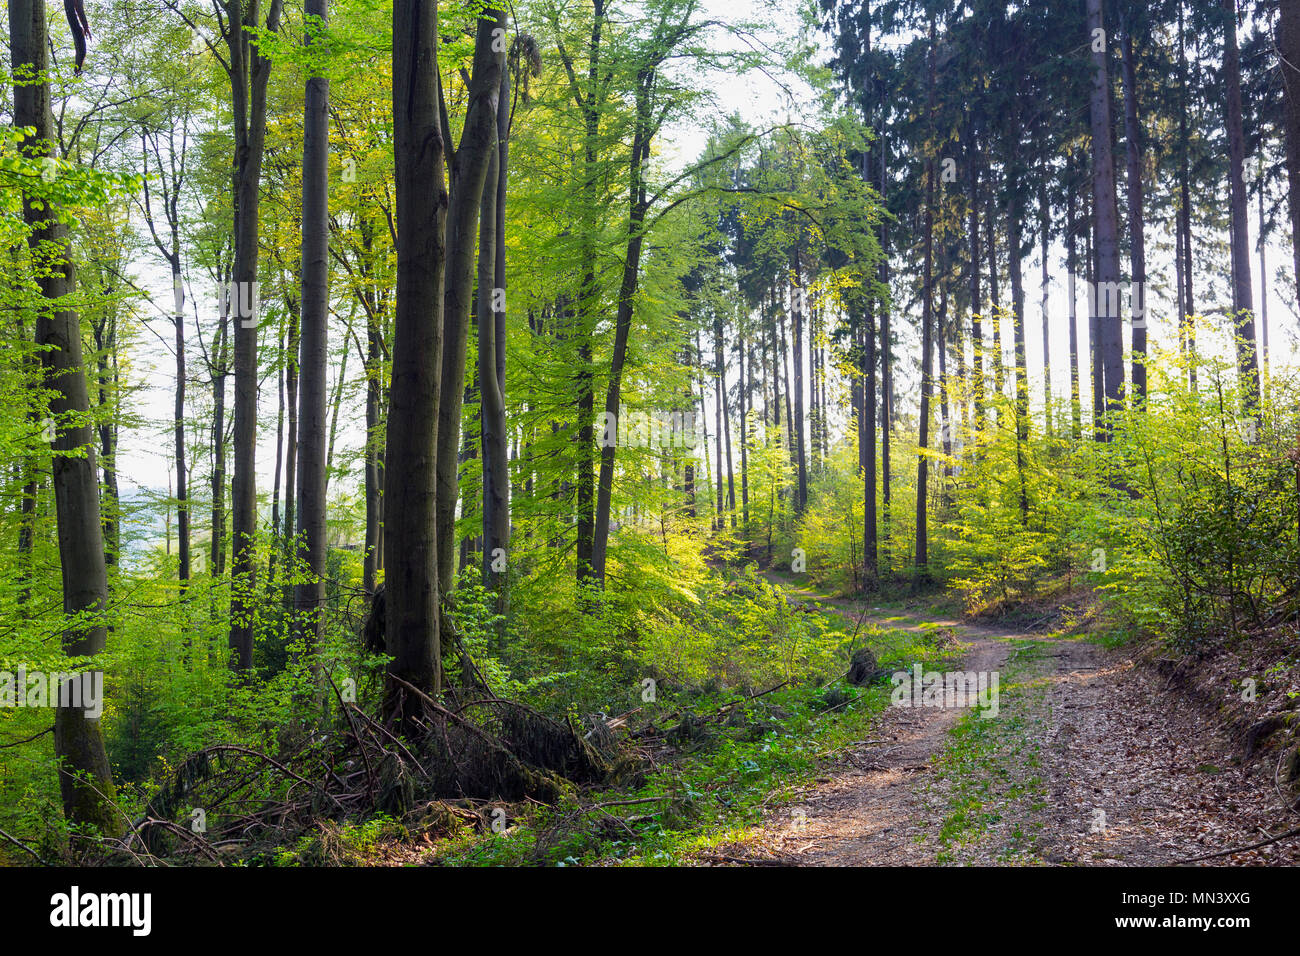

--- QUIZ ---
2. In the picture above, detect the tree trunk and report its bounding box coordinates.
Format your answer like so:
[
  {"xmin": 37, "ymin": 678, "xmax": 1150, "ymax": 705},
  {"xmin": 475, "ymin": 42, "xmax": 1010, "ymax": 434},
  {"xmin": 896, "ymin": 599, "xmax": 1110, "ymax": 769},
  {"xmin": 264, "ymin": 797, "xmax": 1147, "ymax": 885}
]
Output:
[
  {"xmin": 592, "ymin": 59, "xmax": 654, "ymax": 582},
  {"xmin": 1278, "ymin": 0, "xmax": 1300, "ymax": 321},
  {"xmin": 1067, "ymin": 180, "xmax": 1082, "ymax": 440},
  {"xmin": 1222, "ymin": 0, "xmax": 1259, "ymax": 410},
  {"xmin": 478, "ymin": 123, "xmax": 509, "ymax": 599},
  {"xmin": 269, "ymin": 322, "xmax": 285, "ymax": 590},
  {"xmin": 739, "ymin": 323, "xmax": 750, "ymax": 530},
  {"xmin": 293, "ymin": 0, "xmax": 330, "ymax": 654},
  {"xmin": 18, "ymin": 317, "xmax": 38, "ymax": 608},
  {"xmin": 434, "ymin": 4, "xmax": 508, "ymax": 598},
  {"xmin": 227, "ymin": 0, "xmax": 283, "ymax": 670},
  {"xmin": 170, "ymin": 259, "xmax": 190, "ymax": 590},
  {"xmin": 1178, "ymin": 0, "xmax": 1197, "ymax": 391},
  {"xmin": 683, "ymin": 342, "xmax": 696, "ymax": 519},
  {"xmin": 94, "ymin": 318, "xmax": 119, "ymax": 567},
  {"xmin": 1007, "ymin": 163, "xmax": 1030, "ymax": 523},
  {"xmin": 1038, "ymin": 182, "xmax": 1051, "ymax": 427},
  {"xmin": 363, "ymin": 266, "xmax": 385, "ymax": 595},
  {"xmin": 282, "ymin": 291, "xmax": 299, "ymax": 601},
  {"xmin": 968, "ymin": 143, "xmax": 985, "ymax": 434},
  {"xmin": 863, "ymin": 294, "xmax": 878, "ymax": 591},
  {"xmin": 986, "ymin": 166, "xmax": 1004, "ymax": 403},
  {"xmin": 791, "ymin": 247, "xmax": 808, "ymax": 515},
  {"xmin": 211, "ymin": 291, "xmax": 229, "ymax": 582},
  {"xmin": 719, "ymin": 314, "xmax": 736, "ymax": 528},
  {"xmin": 385, "ymin": 0, "xmax": 448, "ymax": 716},
  {"xmin": 1258, "ymin": 161, "xmax": 1270, "ymax": 382},
  {"xmin": 915, "ymin": 18, "xmax": 936, "ymax": 582},
  {"xmin": 714, "ymin": 324, "xmax": 724, "ymax": 530},
  {"xmin": 10, "ymin": 0, "xmax": 121, "ymax": 835},
  {"xmin": 480, "ymin": 61, "xmax": 511, "ymax": 606},
  {"xmin": 1087, "ymin": 0, "xmax": 1124, "ymax": 436},
  {"xmin": 1121, "ymin": 28, "xmax": 1147, "ymax": 404}
]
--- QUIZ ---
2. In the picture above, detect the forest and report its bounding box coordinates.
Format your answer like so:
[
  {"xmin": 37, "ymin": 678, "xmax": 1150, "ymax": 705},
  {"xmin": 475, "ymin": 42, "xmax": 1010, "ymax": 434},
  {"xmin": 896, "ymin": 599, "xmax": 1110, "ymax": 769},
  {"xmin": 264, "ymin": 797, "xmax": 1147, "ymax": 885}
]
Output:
[{"xmin": 1, "ymin": 0, "xmax": 1299, "ymax": 874}]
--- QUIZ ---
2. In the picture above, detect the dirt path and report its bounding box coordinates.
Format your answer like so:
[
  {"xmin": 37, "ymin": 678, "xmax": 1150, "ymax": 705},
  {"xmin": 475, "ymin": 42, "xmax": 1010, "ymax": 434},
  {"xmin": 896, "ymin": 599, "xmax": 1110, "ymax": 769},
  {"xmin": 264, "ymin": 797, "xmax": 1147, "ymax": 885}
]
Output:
[{"xmin": 716, "ymin": 576, "xmax": 1300, "ymax": 866}]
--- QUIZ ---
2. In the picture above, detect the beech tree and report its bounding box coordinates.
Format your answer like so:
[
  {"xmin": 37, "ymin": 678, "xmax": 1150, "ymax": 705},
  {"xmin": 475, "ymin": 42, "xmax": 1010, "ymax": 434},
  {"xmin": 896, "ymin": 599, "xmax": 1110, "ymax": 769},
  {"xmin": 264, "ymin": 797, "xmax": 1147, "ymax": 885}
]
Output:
[
  {"xmin": 293, "ymin": 0, "xmax": 330, "ymax": 651},
  {"xmin": 9, "ymin": 0, "xmax": 120, "ymax": 835}
]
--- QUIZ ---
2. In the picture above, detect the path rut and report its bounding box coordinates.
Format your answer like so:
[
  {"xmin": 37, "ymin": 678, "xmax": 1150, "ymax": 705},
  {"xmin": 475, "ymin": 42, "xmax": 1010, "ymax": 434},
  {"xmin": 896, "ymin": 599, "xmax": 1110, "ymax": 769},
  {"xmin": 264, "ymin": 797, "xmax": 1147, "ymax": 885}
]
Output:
[{"xmin": 712, "ymin": 578, "xmax": 1300, "ymax": 866}]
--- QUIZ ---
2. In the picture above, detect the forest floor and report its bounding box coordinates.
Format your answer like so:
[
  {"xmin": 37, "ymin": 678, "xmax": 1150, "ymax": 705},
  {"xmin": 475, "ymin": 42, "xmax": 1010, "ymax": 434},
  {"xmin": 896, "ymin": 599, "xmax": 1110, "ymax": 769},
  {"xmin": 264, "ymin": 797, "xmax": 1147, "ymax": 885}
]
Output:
[{"xmin": 704, "ymin": 574, "xmax": 1300, "ymax": 866}]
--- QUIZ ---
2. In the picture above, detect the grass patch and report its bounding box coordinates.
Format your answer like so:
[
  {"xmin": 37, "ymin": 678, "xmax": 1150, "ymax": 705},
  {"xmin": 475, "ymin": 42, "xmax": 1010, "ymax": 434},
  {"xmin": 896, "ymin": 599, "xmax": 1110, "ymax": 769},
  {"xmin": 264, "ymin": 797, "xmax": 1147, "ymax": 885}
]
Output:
[
  {"xmin": 424, "ymin": 612, "xmax": 966, "ymax": 867},
  {"xmin": 930, "ymin": 639, "xmax": 1051, "ymax": 864}
]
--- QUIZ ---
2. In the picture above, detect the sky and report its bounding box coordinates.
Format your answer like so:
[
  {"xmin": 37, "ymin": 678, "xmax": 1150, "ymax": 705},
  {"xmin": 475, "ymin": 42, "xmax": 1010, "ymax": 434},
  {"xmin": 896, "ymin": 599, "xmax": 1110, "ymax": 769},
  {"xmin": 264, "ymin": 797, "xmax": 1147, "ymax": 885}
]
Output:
[
  {"xmin": 112, "ymin": 0, "xmax": 1300, "ymax": 553},
  {"xmin": 115, "ymin": 0, "xmax": 817, "ymax": 513}
]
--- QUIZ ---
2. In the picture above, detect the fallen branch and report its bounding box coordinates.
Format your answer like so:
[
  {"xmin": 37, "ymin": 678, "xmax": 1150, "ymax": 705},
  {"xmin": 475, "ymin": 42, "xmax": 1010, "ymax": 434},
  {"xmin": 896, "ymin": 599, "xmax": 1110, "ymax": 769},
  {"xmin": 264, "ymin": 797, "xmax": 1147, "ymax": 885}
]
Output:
[
  {"xmin": 0, "ymin": 825, "xmax": 50, "ymax": 865},
  {"xmin": 580, "ymin": 795, "xmax": 669, "ymax": 813},
  {"xmin": 1177, "ymin": 825, "xmax": 1300, "ymax": 863},
  {"xmin": 697, "ymin": 851, "xmax": 790, "ymax": 867}
]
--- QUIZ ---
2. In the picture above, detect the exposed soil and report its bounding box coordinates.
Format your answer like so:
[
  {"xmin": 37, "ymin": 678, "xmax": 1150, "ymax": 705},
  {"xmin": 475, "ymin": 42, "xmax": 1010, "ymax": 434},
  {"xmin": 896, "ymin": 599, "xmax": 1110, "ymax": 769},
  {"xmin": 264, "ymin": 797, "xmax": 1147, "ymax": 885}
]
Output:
[{"xmin": 708, "ymin": 578, "xmax": 1300, "ymax": 866}]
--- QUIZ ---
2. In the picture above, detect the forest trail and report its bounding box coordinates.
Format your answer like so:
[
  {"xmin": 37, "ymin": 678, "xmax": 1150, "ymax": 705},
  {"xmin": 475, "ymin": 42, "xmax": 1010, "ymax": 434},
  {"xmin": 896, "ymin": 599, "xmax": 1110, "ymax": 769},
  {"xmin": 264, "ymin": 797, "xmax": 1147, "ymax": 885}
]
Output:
[{"xmin": 713, "ymin": 575, "xmax": 1300, "ymax": 866}]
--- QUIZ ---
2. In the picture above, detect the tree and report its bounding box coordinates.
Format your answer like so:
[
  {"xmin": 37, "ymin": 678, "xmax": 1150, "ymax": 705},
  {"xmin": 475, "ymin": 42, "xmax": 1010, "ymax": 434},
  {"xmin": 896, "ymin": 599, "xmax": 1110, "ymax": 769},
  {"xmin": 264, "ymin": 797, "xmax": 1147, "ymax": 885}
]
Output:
[
  {"xmin": 1275, "ymin": 0, "xmax": 1300, "ymax": 320},
  {"xmin": 434, "ymin": 4, "xmax": 508, "ymax": 600},
  {"xmin": 1221, "ymin": 0, "xmax": 1259, "ymax": 411},
  {"xmin": 293, "ymin": 0, "xmax": 330, "ymax": 653},
  {"xmin": 386, "ymin": 0, "xmax": 447, "ymax": 713},
  {"xmin": 138, "ymin": 109, "xmax": 194, "ymax": 590},
  {"xmin": 9, "ymin": 0, "xmax": 121, "ymax": 835},
  {"xmin": 914, "ymin": 14, "xmax": 937, "ymax": 580},
  {"xmin": 1120, "ymin": 13, "xmax": 1147, "ymax": 403},
  {"xmin": 1086, "ymin": 0, "xmax": 1123, "ymax": 436},
  {"xmin": 479, "ymin": 40, "xmax": 516, "ymax": 606},
  {"xmin": 206, "ymin": 0, "xmax": 285, "ymax": 670}
]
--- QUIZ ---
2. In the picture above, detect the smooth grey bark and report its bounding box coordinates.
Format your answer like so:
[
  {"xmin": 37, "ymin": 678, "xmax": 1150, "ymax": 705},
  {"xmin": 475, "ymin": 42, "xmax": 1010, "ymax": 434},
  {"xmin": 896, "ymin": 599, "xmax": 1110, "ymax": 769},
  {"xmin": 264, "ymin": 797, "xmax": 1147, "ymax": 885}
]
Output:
[
  {"xmin": 18, "ymin": 315, "xmax": 38, "ymax": 607},
  {"xmin": 92, "ymin": 313, "xmax": 120, "ymax": 566},
  {"xmin": 591, "ymin": 58, "xmax": 658, "ymax": 582},
  {"xmin": 282, "ymin": 287, "xmax": 299, "ymax": 601},
  {"xmin": 211, "ymin": 271, "xmax": 229, "ymax": 581},
  {"xmin": 226, "ymin": 0, "xmax": 283, "ymax": 670},
  {"xmin": 140, "ymin": 123, "xmax": 191, "ymax": 588},
  {"xmin": 434, "ymin": 5, "xmax": 507, "ymax": 600},
  {"xmin": 386, "ymin": 0, "xmax": 448, "ymax": 712},
  {"xmin": 361, "ymin": 221, "xmax": 386, "ymax": 595},
  {"xmin": 717, "ymin": 310, "xmax": 736, "ymax": 528},
  {"xmin": 791, "ymin": 247, "xmax": 807, "ymax": 516},
  {"xmin": 10, "ymin": 0, "xmax": 120, "ymax": 835},
  {"xmin": 477, "ymin": 134, "xmax": 509, "ymax": 597},
  {"xmin": 862, "ymin": 293, "xmax": 878, "ymax": 592},
  {"xmin": 479, "ymin": 60, "xmax": 510, "ymax": 603},
  {"xmin": 293, "ymin": 0, "xmax": 330, "ymax": 653}
]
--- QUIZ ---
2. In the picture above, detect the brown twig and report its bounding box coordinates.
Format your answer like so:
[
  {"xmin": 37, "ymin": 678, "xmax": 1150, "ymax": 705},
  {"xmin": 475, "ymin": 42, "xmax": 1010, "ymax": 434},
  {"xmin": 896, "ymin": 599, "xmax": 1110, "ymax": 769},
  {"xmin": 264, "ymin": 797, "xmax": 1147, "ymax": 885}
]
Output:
[
  {"xmin": 1177, "ymin": 825, "xmax": 1300, "ymax": 863},
  {"xmin": 0, "ymin": 825, "xmax": 50, "ymax": 865}
]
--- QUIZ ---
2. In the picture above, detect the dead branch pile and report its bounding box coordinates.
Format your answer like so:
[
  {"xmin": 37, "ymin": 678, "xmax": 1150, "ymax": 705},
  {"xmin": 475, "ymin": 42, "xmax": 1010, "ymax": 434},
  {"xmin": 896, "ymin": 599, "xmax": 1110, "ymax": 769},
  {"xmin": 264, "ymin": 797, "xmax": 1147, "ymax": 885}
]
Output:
[{"xmin": 105, "ymin": 679, "xmax": 632, "ymax": 864}]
